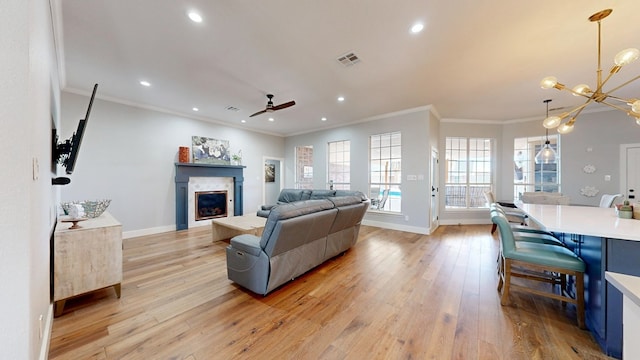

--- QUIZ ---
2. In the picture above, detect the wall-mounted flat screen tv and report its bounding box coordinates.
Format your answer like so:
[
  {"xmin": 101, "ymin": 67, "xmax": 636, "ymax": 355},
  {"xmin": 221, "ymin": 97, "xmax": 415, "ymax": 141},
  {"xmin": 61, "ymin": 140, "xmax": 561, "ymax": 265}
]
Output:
[{"xmin": 53, "ymin": 83, "xmax": 98, "ymax": 175}]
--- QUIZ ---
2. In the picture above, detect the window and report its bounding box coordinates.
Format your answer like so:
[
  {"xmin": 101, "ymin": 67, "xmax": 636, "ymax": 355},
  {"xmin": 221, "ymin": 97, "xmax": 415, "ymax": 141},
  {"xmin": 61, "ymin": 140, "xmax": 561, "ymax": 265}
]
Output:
[
  {"xmin": 369, "ymin": 132, "xmax": 401, "ymax": 212},
  {"xmin": 328, "ymin": 140, "xmax": 350, "ymax": 190},
  {"xmin": 295, "ymin": 145, "xmax": 313, "ymax": 189},
  {"xmin": 445, "ymin": 137, "xmax": 493, "ymax": 209},
  {"xmin": 513, "ymin": 135, "xmax": 560, "ymax": 200}
]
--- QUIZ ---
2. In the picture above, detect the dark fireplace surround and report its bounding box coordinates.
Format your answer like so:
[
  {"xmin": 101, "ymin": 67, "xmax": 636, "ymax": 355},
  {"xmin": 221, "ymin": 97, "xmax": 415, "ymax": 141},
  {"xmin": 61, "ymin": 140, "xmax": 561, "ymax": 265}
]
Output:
[{"xmin": 174, "ymin": 163, "xmax": 244, "ymax": 230}]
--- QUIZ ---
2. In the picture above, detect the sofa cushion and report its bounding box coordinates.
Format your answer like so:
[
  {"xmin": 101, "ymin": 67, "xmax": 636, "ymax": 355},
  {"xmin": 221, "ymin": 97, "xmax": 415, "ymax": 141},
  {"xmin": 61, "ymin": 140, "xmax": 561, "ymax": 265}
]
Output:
[
  {"xmin": 335, "ymin": 190, "xmax": 367, "ymax": 201},
  {"xmin": 310, "ymin": 190, "xmax": 336, "ymax": 199},
  {"xmin": 277, "ymin": 189, "xmax": 308, "ymax": 203},
  {"xmin": 300, "ymin": 189, "xmax": 312, "ymax": 200},
  {"xmin": 327, "ymin": 195, "xmax": 363, "ymax": 207},
  {"xmin": 260, "ymin": 199, "xmax": 335, "ymax": 249}
]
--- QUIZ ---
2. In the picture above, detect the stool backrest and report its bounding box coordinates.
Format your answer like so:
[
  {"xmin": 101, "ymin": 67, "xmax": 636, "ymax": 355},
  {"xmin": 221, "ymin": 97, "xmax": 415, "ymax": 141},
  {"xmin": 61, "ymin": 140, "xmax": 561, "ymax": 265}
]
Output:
[{"xmin": 491, "ymin": 210, "xmax": 516, "ymax": 255}]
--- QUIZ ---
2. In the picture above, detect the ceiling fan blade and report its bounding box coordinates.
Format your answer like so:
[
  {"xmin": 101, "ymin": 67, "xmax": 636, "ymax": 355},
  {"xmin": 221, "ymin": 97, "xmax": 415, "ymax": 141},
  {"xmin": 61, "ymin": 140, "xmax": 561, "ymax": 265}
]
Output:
[
  {"xmin": 249, "ymin": 109, "xmax": 267, "ymax": 117},
  {"xmin": 272, "ymin": 100, "xmax": 296, "ymax": 111}
]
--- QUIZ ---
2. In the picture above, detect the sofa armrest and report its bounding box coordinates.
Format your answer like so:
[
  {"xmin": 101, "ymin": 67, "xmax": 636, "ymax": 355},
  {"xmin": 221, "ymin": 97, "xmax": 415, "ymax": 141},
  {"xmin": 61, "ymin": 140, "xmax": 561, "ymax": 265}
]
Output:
[
  {"xmin": 256, "ymin": 209, "xmax": 271, "ymax": 218},
  {"xmin": 230, "ymin": 234, "xmax": 262, "ymax": 257},
  {"xmin": 261, "ymin": 204, "xmax": 276, "ymax": 211}
]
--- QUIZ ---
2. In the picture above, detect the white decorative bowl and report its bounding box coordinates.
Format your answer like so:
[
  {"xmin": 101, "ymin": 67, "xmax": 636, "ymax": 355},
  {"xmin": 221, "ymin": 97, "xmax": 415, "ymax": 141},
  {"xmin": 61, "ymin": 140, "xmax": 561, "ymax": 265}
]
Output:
[{"xmin": 61, "ymin": 199, "xmax": 111, "ymax": 218}]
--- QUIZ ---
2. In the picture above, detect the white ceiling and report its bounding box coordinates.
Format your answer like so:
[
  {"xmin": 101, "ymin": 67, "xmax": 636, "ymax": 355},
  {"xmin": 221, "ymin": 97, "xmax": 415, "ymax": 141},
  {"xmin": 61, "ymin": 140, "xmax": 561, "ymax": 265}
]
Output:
[{"xmin": 54, "ymin": 0, "xmax": 640, "ymax": 136}]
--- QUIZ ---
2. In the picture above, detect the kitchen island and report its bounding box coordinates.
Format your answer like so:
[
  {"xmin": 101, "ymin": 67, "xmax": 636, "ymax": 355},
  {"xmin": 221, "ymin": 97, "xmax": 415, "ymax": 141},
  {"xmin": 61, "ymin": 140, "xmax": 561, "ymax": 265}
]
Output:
[{"xmin": 517, "ymin": 203, "xmax": 640, "ymax": 359}]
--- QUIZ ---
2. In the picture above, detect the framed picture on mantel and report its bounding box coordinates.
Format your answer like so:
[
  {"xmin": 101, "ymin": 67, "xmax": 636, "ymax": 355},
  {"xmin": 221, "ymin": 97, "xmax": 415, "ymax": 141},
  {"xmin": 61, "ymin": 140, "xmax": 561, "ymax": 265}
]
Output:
[{"xmin": 191, "ymin": 136, "xmax": 231, "ymax": 165}]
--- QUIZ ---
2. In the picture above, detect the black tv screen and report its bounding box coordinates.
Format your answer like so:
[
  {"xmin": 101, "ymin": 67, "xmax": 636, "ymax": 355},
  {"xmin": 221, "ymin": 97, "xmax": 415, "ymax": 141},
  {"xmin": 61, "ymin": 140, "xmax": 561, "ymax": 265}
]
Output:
[{"xmin": 64, "ymin": 83, "xmax": 98, "ymax": 174}]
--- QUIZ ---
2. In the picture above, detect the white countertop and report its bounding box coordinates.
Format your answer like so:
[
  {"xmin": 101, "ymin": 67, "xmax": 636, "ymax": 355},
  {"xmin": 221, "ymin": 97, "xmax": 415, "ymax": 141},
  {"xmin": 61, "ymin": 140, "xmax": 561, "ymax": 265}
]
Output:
[
  {"xmin": 517, "ymin": 203, "xmax": 640, "ymax": 242},
  {"xmin": 606, "ymin": 272, "xmax": 640, "ymax": 308}
]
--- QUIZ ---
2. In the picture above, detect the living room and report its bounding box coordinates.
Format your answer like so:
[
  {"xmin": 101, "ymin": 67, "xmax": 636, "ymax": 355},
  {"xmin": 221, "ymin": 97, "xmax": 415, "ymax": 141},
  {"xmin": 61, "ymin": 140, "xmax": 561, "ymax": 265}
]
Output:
[{"xmin": 5, "ymin": 1, "xmax": 640, "ymax": 359}]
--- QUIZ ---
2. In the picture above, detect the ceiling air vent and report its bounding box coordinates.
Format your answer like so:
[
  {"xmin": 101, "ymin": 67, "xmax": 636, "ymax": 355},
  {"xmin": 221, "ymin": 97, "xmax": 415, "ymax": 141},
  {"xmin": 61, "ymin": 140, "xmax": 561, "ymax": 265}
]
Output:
[
  {"xmin": 225, "ymin": 106, "xmax": 240, "ymax": 112},
  {"xmin": 336, "ymin": 52, "xmax": 361, "ymax": 67}
]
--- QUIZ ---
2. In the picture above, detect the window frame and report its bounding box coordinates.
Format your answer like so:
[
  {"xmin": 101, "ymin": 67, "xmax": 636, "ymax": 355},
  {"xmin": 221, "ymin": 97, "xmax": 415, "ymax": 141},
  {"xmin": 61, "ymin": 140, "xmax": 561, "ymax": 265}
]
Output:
[
  {"xmin": 513, "ymin": 135, "xmax": 561, "ymax": 200},
  {"xmin": 294, "ymin": 145, "xmax": 314, "ymax": 189},
  {"xmin": 368, "ymin": 131, "xmax": 402, "ymax": 212},
  {"xmin": 444, "ymin": 137, "xmax": 494, "ymax": 210},
  {"xmin": 327, "ymin": 140, "xmax": 351, "ymax": 190}
]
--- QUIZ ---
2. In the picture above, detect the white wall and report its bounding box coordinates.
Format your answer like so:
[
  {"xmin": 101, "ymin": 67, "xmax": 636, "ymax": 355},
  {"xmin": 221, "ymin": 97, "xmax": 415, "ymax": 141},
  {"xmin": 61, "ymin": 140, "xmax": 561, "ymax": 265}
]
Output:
[
  {"xmin": 284, "ymin": 107, "xmax": 434, "ymax": 233},
  {"xmin": 0, "ymin": 0, "xmax": 59, "ymax": 358},
  {"xmin": 59, "ymin": 93, "xmax": 285, "ymax": 235}
]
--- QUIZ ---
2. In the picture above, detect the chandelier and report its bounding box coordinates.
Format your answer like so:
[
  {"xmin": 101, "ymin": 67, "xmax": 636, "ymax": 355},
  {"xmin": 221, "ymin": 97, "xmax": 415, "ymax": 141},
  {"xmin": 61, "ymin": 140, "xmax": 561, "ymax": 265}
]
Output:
[
  {"xmin": 535, "ymin": 99, "xmax": 557, "ymax": 164},
  {"xmin": 540, "ymin": 9, "xmax": 640, "ymax": 134}
]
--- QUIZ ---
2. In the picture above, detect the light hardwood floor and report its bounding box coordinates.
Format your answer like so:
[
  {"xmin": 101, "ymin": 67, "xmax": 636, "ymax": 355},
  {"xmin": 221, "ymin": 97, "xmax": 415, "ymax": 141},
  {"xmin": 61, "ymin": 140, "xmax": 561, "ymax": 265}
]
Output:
[{"xmin": 49, "ymin": 225, "xmax": 614, "ymax": 359}]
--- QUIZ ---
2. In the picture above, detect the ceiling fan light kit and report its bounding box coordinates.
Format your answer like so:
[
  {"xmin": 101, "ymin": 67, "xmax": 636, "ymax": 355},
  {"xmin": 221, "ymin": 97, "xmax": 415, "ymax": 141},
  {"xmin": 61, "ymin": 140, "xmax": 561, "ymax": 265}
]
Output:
[
  {"xmin": 249, "ymin": 94, "xmax": 296, "ymax": 117},
  {"xmin": 540, "ymin": 8, "xmax": 640, "ymax": 134}
]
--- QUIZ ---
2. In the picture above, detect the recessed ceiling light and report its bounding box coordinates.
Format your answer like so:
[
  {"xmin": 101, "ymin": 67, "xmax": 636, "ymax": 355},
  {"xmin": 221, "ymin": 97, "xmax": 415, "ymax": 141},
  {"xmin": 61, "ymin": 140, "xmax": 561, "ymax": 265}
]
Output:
[
  {"xmin": 192, "ymin": 107, "xmax": 199, "ymax": 112},
  {"xmin": 188, "ymin": 11, "xmax": 203, "ymax": 23},
  {"xmin": 321, "ymin": 117, "xmax": 327, "ymax": 121},
  {"xmin": 337, "ymin": 96, "xmax": 345, "ymax": 102},
  {"xmin": 241, "ymin": 119, "xmax": 246, "ymax": 123},
  {"xmin": 139, "ymin": 80, "xmax": 151, "ymax": 87},
  {"xmin": 411, "ymin": 22, "xmax": 424, "ymax": 34},
  {"xmin": 268, "ymin": 118, "xmax": 275, "ymax": 122}
]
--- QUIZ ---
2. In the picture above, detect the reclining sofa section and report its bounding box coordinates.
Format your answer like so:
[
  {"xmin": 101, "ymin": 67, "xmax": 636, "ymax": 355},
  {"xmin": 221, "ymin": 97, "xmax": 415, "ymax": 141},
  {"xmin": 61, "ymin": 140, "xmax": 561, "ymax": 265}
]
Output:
[
  {"xmin": 226, "ymin": 196, "xmax": 368, "ymax": 295},
  {"xmin": 256, "ymin": 188, "xmax": 368, "ymax": 217}
]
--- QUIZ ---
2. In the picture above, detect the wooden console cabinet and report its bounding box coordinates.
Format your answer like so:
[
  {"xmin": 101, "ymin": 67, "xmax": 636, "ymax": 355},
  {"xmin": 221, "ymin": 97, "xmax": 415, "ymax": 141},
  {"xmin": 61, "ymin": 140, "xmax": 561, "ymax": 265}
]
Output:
[{"xmin": 53, "ymin": 211, "xmax": 122, "ymax": 316}]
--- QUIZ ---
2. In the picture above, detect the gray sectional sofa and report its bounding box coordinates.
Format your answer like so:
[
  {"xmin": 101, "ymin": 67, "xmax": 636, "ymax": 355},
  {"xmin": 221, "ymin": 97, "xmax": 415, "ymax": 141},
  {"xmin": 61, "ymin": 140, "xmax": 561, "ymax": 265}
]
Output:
[
  {"xmin": 226, "ymin": 195, "xmax": 369, "ymax": 295},
  {"xmin": 256, "ymin": 188, "xmax": 368, "ymax": 217}
]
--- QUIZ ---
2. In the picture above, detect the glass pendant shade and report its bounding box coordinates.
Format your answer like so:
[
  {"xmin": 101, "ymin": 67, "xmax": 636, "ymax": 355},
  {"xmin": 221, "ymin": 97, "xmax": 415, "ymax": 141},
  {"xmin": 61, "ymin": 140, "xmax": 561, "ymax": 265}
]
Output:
[
  {"xmin": 572, "ymin": 84, "xmax": 591, "ymax": 96},
  {"xmin": 632, "ymin": 100, "xmax": 640, "ymax": 113},
  {"xmin": 535, "ymin": 142, "xmax": 557, "ymax": 164},
  {"xmin": 543, "ymin": 116, "xmax": 562, "ymax": 128},
  {"xmin": 540, "ymin": 76, "xmax": 558, "ymax": 89},
  {"xmin": 557, "ymin": 122, "xmax": 575, "ymax": 134},
  {"xmin": 614, "ymin": 48, "xmax": 640, "ymax": 66}
]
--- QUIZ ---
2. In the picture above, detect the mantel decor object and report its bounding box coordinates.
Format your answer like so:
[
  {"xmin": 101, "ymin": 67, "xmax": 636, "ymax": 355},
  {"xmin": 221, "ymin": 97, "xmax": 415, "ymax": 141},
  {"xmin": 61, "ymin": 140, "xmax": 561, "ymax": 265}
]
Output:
[
  {"xmin": 231, "ymin": 150, "xmax": 243, "ymax": 165},
  {"xmin": 179, "ymin": 146, "xmax": 190, "ymax": 163}
]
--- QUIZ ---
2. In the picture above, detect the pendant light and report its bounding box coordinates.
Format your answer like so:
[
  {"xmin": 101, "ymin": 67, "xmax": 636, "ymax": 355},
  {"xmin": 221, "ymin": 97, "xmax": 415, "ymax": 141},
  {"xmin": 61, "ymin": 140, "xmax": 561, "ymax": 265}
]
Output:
[
  {"xmin": 540, "ymin": 9, "xmax": 640, "ymax": 134},
  {"xmin": 535, "ymin": 99, "xmax": 558, "ymax": 164}
]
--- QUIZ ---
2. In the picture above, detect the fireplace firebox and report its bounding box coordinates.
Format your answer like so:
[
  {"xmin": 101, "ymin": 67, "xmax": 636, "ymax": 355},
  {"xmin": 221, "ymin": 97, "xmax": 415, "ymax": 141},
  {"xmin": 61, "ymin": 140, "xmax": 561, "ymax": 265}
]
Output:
[{"xmin": 195, "ymin": 190, "xmax": 227, "ymax": 220}]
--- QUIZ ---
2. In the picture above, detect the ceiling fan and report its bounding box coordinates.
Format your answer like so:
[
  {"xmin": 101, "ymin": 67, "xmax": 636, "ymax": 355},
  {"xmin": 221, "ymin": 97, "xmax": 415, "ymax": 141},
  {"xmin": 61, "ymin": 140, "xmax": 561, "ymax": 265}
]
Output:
[{"xmin": 249, "ymin": 94, "xmax": 295, "ymax": 117}]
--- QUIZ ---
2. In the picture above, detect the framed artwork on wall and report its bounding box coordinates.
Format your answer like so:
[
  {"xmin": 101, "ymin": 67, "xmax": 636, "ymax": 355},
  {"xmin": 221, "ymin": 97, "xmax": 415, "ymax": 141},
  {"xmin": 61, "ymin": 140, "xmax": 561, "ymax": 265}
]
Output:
[
  {"xmin": 191, "ymin": 136, "xmax": 230, "ymax": 165},
  {"xmin": 265, "ymin": 163, "xmax": 275, "ymax": 183}
]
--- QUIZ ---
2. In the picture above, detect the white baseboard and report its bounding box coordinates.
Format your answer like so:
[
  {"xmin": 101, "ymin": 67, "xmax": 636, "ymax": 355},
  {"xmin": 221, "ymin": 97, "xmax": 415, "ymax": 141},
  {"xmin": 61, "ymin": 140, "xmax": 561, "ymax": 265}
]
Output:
[
  {"xmin": 438, "ymin": 219, "xmax": 492, "ymax": 226},
  {"xmin": 122, "ymin": 225, "xmax": 176, "ymax": 239},
  {"xmin": 361, "ymin": 219, "xmax": 431, "ymax": 235},
  {"xmin": 39, "ymin": 304, "xmax": 53, "ymax": 360}
]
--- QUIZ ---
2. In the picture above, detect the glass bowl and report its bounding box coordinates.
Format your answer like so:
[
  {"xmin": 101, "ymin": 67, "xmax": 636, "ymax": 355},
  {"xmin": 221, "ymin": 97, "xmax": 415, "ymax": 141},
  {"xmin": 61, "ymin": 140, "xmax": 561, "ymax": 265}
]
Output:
[{"xmin": 61, "ymin": 199, "xmax": 111, "ymax": 218}]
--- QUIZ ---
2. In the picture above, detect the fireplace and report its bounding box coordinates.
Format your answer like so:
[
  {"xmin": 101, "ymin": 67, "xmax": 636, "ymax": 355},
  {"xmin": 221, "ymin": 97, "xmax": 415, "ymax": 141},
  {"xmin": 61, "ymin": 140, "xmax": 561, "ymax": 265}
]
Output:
[
  {"xmin": 175, "ymin": 163, "xmax": 245, "ymax": 230},
  {"xmin": 195, "ymin": 190, "xmax": 227, "ymax": 220}
]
